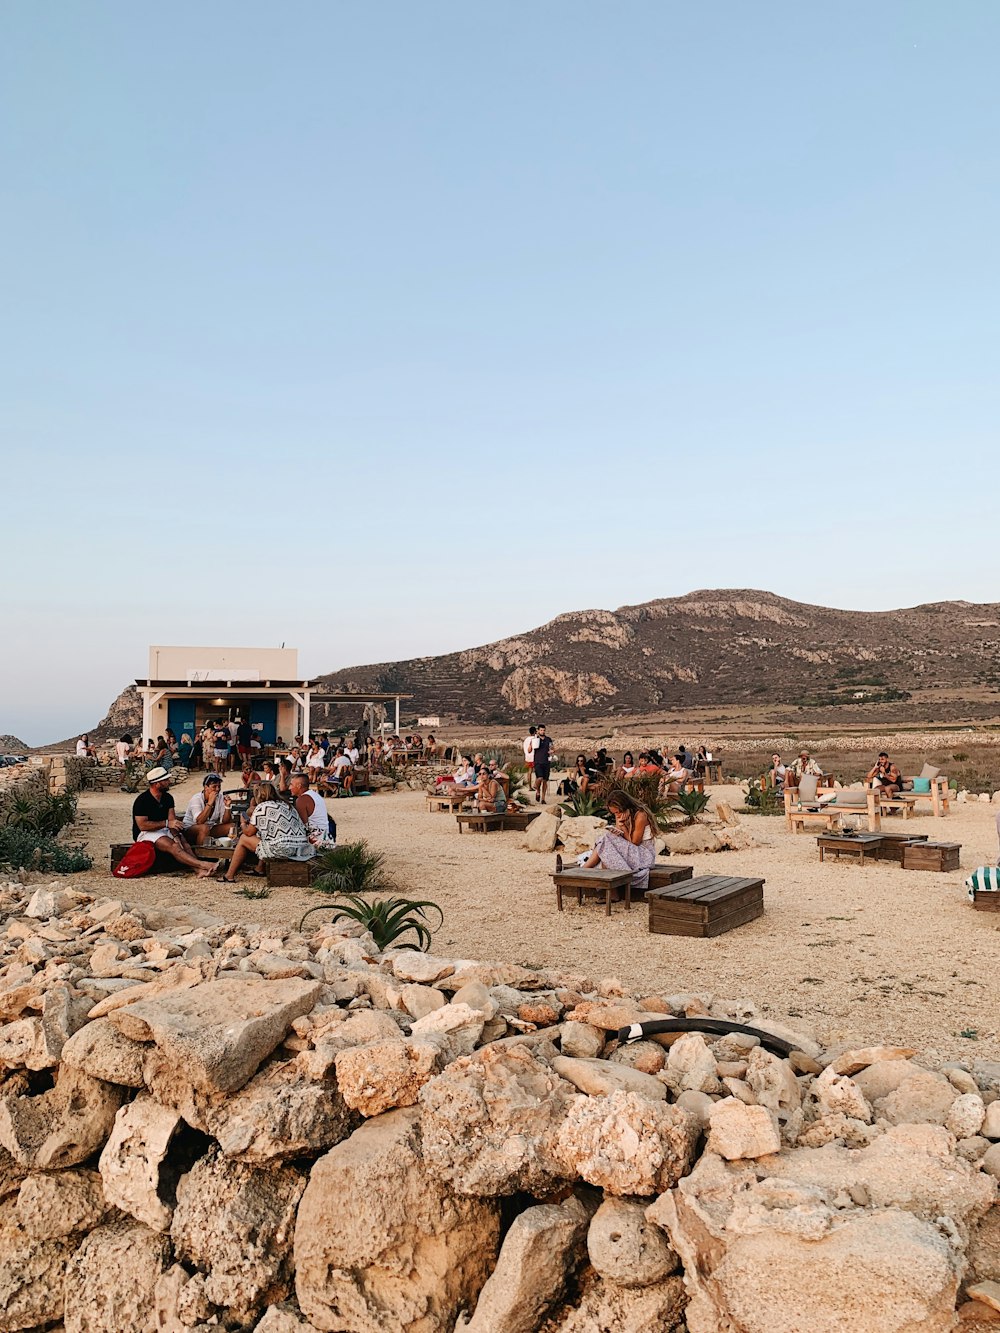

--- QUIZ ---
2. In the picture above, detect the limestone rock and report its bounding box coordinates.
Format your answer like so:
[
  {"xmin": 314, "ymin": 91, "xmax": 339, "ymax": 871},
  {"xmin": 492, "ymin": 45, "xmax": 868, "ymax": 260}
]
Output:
[
  {"xmin": 744, "ymin": 1045, "xmax": 801, "ymax": 1119},
  {"xmin": 553, "ymin": 1090, "xmax": 698, "ymax": 1197},
  {"xmin": 14, "ymin": 1168, "xmax": 109, "ymax": 1239},
  {"xmin": 205, "ymin": 1053, "xmax": 358, "ymax": 1163},
  {"xmin": 0, "ymin": 1065, "xmax": 125, "ymax": 1169},
  {"xmin": 419, "ymin": 1043, "xmax": 576, "ymax": 1196},
  {"xmin": 0, "ymin": 1198, "xmax": 78, "ymax": 1331},
  {"xmin": 542, "ymin": 1268, "xmax": 687, "ymax": 1332},
  {"xmin": 587, "ymin": 1196, "xmax": 678, "ymax": 1287},
  {"xmin": 662, "ymin": 824, "xmax": 723, "ymax": 854},
  {"xmin": 948, "ymin": 1094, "xmax": 987, "ymax": 1140},
  {"xmin": 60, "ymin": 1015, "xmax": 147, "ymax": 1087},
  {"xmin": 390, "ymin": 952, "xmax": 455, "ymax": 984},
  {"xmin": 560, "ymin": 1021, "xmax": 605, "ymax": 1059},
  {"xmin": 984, "ymin": 1102, "xmax": 1000, "ymax": 1140},
  {"xmin": 255, "ymin": 1303, "xmax": 323, "ymax": 1331},
  {"xmin": 983, "ymin": 1144, "xmax": 1000, "ymax": 1179},
  {"xmin": 557, "ymin": 815, "xmax": 610, "ymax": 858},
  {"xmin": 663, "ymin": 1032, "xmax": 719, "ymax": 1095},
  {"xmin": 336, "ymin": 1038, "xmax": 444, "ymax": 1117},
  {"xmin": 853, "ymin": 1058, "xmax": 929, "ymax": 1103},
  {"xmin": 969, "ymin": 1207, "xmax": 1000, "ymax": 1285},
  {"xmin": 878, "ymin": 1067, "xmax": 958, "ymax": 1127},
  {"xmin": 110, "ymin": 976, "xmax": 323, "ymax": 1102},
  {"xmin": 465, "ymin": 1195, "xmax": 591, "ymax": 1332},
  {"xmin": 609, "ymin": 1039, "xmax": 665, "ymax": 1074},
  {"xmin": 399, "ymin": 983, "xmax": 446, "ymax": 1020},
  {"xmin": 707, "ymin": 1098, "xmax": 782, "ymax": 1160},
  {"xmin": 553, "ymin": 1055, "xmax": 667, "ymax": 1102},
  {"xmin": 99, "ymin": 1096, "xmax": 187, "ymax": 1231},
  {"xmin": 63, "ymin": 1218, "xmax": 171, "ymax": 1333},
  {"xmin": 675, "ymin": 1089, "xmax": 716, "ymax": 1129},
  {"xmin": 409, "ymin": 1002, "xmax": 485, "ymax": 1061},
  {"xmin": 25, "ymin": 884, "xmax": 78, "ymax": 918},
  {"xmin": 830, "ymin": 1044, "xmax": 917, "ymax": 1076},
  {"xmin": 295, "ymin": 1107, "xmax": 501, "ymax": 1333},
  {"xmin": 812, "ymin": 1065, "xmax": 872, "ymax": 1123},
  {"xmin": 171, "ymin": 1148, "xmax": 305, "ymax": 1321},
  {"xmin": 523, "ymin": 813, "xmax": 560, "ymax": 852}
]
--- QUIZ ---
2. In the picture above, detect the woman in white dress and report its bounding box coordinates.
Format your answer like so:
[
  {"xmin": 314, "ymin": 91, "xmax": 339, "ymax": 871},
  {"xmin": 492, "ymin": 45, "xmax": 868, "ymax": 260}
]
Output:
[{"xmin": 218, "ymin": 781, "xmax": 314, "ymax": 884}]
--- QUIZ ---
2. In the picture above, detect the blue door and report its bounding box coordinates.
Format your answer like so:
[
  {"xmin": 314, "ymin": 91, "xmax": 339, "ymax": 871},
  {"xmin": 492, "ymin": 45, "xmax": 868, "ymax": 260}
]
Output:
[
  {"xmin": 249, "ymin": 700, "xmax": 278, "ymax": 744},
  {"xmin": 167, "ymin": 700, "xmax": 196, "ymax": 742}
]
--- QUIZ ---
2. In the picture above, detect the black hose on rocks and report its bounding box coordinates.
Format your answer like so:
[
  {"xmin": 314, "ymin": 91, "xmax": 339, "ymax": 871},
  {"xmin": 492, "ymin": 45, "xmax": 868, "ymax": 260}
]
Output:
[{"xmin": 615, "ymin": 1017, "xmax": 797, "ymax": 1058}]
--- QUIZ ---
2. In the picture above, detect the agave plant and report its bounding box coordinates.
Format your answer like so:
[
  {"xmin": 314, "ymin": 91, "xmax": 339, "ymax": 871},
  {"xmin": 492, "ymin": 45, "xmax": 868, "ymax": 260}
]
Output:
[
  {"xmin": 558, "ymin": 788, "xmax": 610, "ymax": 820},
  {"xmin": 298, "ymin": 894, "xmax": 444, "ymax": 950},
  {"xmin": 311, "ymin": 840, "xmax": 394, "ymax": 896},
  {"xmin": 595, "ymin": 773, "xmax": 675, "ymax": 822},
  {"xmin": 668, "ymin": 789, "xmax": 711, "ymax": 824}
]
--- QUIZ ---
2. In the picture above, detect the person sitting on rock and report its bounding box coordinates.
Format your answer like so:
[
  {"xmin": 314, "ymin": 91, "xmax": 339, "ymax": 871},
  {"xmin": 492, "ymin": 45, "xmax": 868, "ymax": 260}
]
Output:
[
  {"xmin": 580, "ymin": 788, "xmax": 658, "ymax": 891},
  {"xmin": 182, "ymin": 773, "xmax": 235, "ymax": 847}
]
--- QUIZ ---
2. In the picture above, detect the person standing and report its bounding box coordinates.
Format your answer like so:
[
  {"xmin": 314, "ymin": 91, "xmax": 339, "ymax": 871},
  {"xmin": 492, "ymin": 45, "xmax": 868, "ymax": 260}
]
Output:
[
  {"xmin": 523, "ymin": 726, "xmax": 539, "ymax": 791},
  {"xmin": 236, "ymin": 717, "xmax": 254, "ymax": 767},
  {"xmin": 533, "ymin": 725, "xmax": 554, "ymax": 804},
  {"xmin": 226, "ymin": 717, "xmax": 240, "ymax": 771},
  {"xmin": 212, "ymin": 720, "xmax": 231, "ymax": 775}
]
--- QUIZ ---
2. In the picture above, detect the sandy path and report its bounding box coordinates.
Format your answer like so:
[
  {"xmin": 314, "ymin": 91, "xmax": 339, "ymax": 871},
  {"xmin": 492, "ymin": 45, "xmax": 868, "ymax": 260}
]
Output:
[{"xmin": 66, "ymin": 772, "xmax": 1000, "ymax": 1061}]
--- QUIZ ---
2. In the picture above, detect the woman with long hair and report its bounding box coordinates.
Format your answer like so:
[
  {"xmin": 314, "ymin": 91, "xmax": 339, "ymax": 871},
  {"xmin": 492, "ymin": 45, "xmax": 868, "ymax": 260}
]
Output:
[
  {"xmin": 619, "ymin": 751, "xmax": 636, "ymax": 778},
  {"xmin": 581, "ymin": 787, "xmax": 658, "ymax": 890},
  {"xmin": 218, "ymin": 780, "xmax": 313, "ymax": 884}
]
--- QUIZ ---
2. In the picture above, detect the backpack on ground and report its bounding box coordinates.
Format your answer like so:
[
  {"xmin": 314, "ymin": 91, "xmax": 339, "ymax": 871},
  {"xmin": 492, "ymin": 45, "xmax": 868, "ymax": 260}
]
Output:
[{"xmin": 112, "ymin": 842, "xmax": 157, "ymax": 878}]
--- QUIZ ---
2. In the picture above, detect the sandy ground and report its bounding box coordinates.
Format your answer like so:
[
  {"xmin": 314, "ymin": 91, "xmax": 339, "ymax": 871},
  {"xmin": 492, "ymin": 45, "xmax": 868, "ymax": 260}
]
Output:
[{"xmin": 62, "ymin": 770, "xmax": 1000, "ymax": 1062}]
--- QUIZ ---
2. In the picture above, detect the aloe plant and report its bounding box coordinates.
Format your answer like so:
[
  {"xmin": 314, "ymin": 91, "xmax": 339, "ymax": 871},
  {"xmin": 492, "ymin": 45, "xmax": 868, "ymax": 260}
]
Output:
[
  {"xmin": 668, "ymin": 789, "xmax": 711, "ymax": 823},
  {"xmin": 298, "ymin": 894, "xmax": 443, "ymax": 950},
  {"xmin": 558, "ymin": 788, "xmax": 610, "ymax": 819}
]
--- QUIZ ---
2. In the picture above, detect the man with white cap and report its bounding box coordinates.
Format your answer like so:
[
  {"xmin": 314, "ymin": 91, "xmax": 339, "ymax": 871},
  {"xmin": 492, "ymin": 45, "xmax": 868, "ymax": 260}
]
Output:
[{"xmin": 131, "ymin": 767, "xmax": 214, "ymax": 876}]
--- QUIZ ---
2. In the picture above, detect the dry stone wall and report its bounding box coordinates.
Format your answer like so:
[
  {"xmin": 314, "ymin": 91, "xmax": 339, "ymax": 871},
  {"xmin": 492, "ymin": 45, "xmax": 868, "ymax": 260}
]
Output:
[{"xmin": 1, "ymin": 878, "xmax": 1000, "ymax": 1331}]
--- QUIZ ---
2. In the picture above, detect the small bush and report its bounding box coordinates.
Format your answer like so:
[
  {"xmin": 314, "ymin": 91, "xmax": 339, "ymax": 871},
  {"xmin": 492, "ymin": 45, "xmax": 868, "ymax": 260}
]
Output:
[
  {"xmin": 668, "ymin": 790, "xmax": 711, "ymax": 823},
  {"xmin": 0, "ymin": 827, "xmax": 93, "ymax": 873},
  {"xmin": 558, "ymin": 788, "xmax": 610, "ymax": 819},
  {"xmin": 741, "ymin": 779, "xmax": 784, "ymax": 816},
  {"xmin": 312, "ymin": 840, "xmax": 394, "ymax": 896}
]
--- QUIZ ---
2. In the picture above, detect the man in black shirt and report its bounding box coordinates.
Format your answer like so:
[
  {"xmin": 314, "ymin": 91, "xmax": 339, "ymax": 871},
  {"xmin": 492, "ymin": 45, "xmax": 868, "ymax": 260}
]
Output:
[
  {"xmin": 533, "ymin": 725, "xmax": 555, "ymax": 805},
  {"xmin": 131, "ymin": 768, "xmax": 215, "ymax": 876},
  {"xmin": 236, "ymin": 718, "xmax": 254, "ymax": 766}
]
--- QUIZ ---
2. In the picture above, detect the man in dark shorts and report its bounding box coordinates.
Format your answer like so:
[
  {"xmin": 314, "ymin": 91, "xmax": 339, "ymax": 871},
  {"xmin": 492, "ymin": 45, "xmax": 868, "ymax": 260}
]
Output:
[
  {"xmin": 236, "ymin": 717, "xmax": 254, "ymax": 766},
  {"xmin": 533, "ymin": 725, "xmax": 554, "ymax": 804},
  {"xmin": 131, "ymin": 768, "xmax": 214, "ymax": 876}
]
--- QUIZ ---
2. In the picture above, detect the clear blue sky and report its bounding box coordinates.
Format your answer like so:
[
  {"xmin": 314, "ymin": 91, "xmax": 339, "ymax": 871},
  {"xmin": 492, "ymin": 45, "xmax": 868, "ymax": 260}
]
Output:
[{"xmin": 2, "ymin": 2, "xmax": 998, "ymax": 745}]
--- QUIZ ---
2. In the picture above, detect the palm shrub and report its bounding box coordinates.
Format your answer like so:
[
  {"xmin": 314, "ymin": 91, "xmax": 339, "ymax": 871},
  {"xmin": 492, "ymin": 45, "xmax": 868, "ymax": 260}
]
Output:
[
  {"xmin": 596, "ymin": 773, "xmax": 674, "ymax": 822},
  {"xmin": 502, "ymin": 761, "xmax": 532, "ymax": 805},
  {"xmin": 298, "ymin": 894, "xmax": 444, "ymax": 950},
  {"xmin": 311, "ymin": 840, "xmax": 395, "ymax": 896}
]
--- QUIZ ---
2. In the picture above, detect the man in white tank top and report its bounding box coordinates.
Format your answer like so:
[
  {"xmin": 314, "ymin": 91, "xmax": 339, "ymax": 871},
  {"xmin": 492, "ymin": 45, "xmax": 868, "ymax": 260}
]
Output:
[{"xmin": 290, "ymin": 772, "xmax": 332, "ymax": 845}]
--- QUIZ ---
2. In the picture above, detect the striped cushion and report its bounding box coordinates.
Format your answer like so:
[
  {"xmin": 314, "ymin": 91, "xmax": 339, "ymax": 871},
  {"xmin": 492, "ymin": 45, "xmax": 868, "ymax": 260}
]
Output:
[{"xmin": 966, "ymin": 866, "xmax": 1000, "ymax": 900}]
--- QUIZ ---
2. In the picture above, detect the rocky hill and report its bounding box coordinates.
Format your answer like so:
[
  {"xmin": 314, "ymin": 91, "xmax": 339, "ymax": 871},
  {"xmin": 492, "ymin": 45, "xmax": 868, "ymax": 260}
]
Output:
[
  {"xmin": 0, "ymin": 735, "xmax": 29, "ymax": 754},
  {"xmin": 313, "ymin": 589, "xmax": 1000, "ymax": 726},
  {"xmin": 65, "ymin": 590, "xmax": 1000, "ymax": 742}
]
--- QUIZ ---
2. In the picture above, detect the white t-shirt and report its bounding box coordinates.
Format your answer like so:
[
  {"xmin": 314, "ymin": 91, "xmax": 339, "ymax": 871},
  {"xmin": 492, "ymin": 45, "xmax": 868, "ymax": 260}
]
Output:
[
  {"xmin": 301, "ymin": 789, "xmax": 330, "ymax": 841},
  {"xmin": 227, "ymin": 722, "xmax": 239, "ymax": 747},
  {"xmin": 115, "ymin": 741, "xmax": 130, "ymax": 764},
  {"xmin": 347, "ymin": 747, "xmax": 359, "ymax": 764},
  {"xmin": 306, "ymin": 750, "xmax": 325, "ymax": 771},
  {"xmin": 183, "ymin": 791, "xmax": 227, "ymax": 829},
  {"xmin": 332, "ymin": 754, "xmax": 352, "ymax": 775},
  {"xmin": 523, "ymin": 735, "xmax": 539, "ymax": 763},
  {"xmin": 76, "ymin": 740, "xmax": 88, "ymax": 757}
]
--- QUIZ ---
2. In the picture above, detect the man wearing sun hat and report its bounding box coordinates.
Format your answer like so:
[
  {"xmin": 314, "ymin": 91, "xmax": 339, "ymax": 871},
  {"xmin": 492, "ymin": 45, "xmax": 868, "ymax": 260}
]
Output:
[
  {"xmin": 787, "ymin": 748, "xmax": 823, "ymax": 788},
  {"xmin": 131, "ymin": 768, "xmax": 214, "ymax": 877}
]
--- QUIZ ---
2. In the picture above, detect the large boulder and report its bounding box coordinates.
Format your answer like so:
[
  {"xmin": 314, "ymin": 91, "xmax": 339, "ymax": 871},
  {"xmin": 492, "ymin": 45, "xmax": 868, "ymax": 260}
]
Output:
[
  {"xmin": 63, "ymin": 1218, "xmax": 172, "ymax": 1333},
  {"xmin": 109, "ymin": 976, "xmax": 323, "ymax": 1122},
  {"xmin": 553, "ymin": 1091, "xmax": 698, "ymax": 1197},
  {"xmin": 523, "ymin": 813, "xmax": 560, "ymax": 853},
  {"xmin": 0, "ymin": 1066, "xmax": 125, "ymax": 1170},
  {"xmin": 464, "ymin": 1195, "xmax": 591, "ymax": 1333},
  {"xmin": 294, "ymin": 1107, "xmax": 501, "ymax": 1332},
  {"xmin": 14, "ymin": 1168, "xmax": 110, "ymax": 1239},
  {"xmin": 171, "ymin": 1148, "xmax": 305, "ymax": 1322},
  {"xmin": 419, "ymin": 1043, "xmax": 576, "ymax": 1197},
  {"xmin": 98, "ymin": 1097, "xmax": 189, "ymax": 1231},
  {"xmin": 557, "ymin": 816, "xmax": 609, "ymax": 858},
  {"xmin": 205, "ymin": 1052, "xmax": 358, "ymax": 1163}
]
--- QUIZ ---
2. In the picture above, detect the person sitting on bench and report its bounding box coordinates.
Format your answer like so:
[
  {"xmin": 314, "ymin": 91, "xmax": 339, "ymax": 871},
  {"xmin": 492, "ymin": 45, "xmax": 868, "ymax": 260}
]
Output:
[
  {"xmin": 867, "ymin": 752, "xmax": 902, "ymax": 799},
  {"xmin": 218, "ymin": 781, "xmax": 314, "ymax": 884},
  {"xmin": 132, "ymin": 768, "xmax": 215, "ymax": 877},
  {"xmin": 581, "ymin": 789, "xmax": 658, "ymax": 891},
  {"xmin": 182, "ymin": 773, "xmax": 235, "ymax": 847}
]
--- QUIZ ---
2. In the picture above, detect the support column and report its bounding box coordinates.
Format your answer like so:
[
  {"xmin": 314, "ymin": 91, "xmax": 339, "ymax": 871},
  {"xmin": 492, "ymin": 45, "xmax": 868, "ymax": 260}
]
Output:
[
  {"xmin": 303, "ymin": 691, "xmax": 311, "ymax": 743},
  {"xmin": 395, "ymin": 696, "xmax": 400, "ymax": 736}
]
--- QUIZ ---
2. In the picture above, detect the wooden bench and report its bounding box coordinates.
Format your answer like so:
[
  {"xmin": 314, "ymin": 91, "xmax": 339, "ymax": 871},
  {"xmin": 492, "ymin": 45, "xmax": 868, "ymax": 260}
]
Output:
[
  {"xmin": 644, "ymin": 864, "xmax": 695, "ymax": 896},
  {"xmin": 878, "ymin": 777, "xmax": 951, "ymax": 818},
  {"xmin": 901, "ymin": 841, "xmax": 961, "ymax": 873},
  {"xmin": 109, "ymin": 841, "xmax": 231, "ymax": 874},
  {"xmin": 817, "ymin": 833, "xmax": 885, "ymax": 865},
  {"xmin": 703, "ymin": 760, "xmax": 723, "ymax": 785},
  {"xmin": 874, "ymin": 832, "xmax": 928, "ymax": 864},
  {"xmin": 551, "ymin": 867, "xmax": 632, "ymax": 915},
  {"xmin": 647, "ymin": 875, "xmax": 765, "ymax": 938}
]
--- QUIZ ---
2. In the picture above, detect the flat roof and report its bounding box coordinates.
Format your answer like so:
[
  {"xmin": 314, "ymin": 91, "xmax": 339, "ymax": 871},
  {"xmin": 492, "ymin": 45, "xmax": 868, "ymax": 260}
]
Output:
[{"xmin": 136, "ymin": 680, "xmax": 412, "ymax": 700}]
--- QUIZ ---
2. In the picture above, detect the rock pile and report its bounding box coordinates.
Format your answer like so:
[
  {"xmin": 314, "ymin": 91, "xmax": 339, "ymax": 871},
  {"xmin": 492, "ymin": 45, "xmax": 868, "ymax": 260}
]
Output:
[
  {"xmin": 523, "ymin": 806, "xmax": 759, "ymax": 856},
  {"xmin": 1, "ymin": 878, "xmax": 999, "ymax": 1331}
]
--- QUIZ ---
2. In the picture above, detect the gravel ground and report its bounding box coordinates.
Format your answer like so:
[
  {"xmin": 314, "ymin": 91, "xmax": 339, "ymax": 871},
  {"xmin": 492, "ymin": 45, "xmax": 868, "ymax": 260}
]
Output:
[{"xmin": 64, "ymin": 772, "xmax": 1000, "ymax": 1062}]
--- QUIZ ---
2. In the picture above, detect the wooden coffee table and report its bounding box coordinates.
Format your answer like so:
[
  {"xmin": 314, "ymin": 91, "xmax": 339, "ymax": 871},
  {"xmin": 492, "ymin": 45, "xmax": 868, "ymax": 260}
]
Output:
[
  {"xmin": 647, "ymin": 875, "xmax": 764, "ymax": 938},
  {"xmin": 551, "ymin": 868, "xmax": 632, "ymax": 915},
  {"xmin": 817, "ymin": 833, "xmax": 885, "ymax": 865}
]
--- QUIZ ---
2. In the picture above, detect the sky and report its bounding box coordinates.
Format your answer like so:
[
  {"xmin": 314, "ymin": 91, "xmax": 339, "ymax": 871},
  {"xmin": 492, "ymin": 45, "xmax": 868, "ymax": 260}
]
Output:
[{"xmin": 1, "ymin": 2, "xmax": 998, "ymax": 746}]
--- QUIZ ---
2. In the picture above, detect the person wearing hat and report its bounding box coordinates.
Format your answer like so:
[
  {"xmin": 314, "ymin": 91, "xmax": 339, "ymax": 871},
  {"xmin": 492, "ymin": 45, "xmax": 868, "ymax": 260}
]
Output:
[
  {"xmin": 787, "ymin": 748, "xmax": 823, "ymax": 788},
  {"xmin": 131, "ymin": 768, "xmax": 215, "ymax": 876}
]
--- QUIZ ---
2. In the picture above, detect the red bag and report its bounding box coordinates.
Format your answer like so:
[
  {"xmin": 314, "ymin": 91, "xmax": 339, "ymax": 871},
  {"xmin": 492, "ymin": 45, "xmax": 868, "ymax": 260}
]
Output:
[{"xmin": 112, "ymin": 841, "xmax": 157, "ymax": 878}]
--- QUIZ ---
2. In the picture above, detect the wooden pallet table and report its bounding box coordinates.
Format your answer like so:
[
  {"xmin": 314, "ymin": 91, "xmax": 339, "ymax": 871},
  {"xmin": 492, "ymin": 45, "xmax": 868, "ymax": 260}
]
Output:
[
  {"xmin": 901, "ymin": 842, "xmax": 961, "ymax": 873},
  {"xmin": 454, "ymin": 811, "xmax": 541, "ymax": 833},
  {"xmin": 426, "ymin": 790, "xmax": 475, "ymax": 813},
  {"xmin": 787, "ymin": 806, "xmax": 844, "ymax": 834},
  {"xmin": 644, "ymin": 864, "xmax": 695, "ymax": 897},
  {"xmin": 647, "ymin": 875, "xmax": 765, "ymax": 938},
  {"xmin": 551, "ymin": 867, "xmax": 632, "ymax": 915},
  {"xmin": 875, "ymin": 832, "xmax": 928, "ymax": 864},
  {"xmin": 816, "ymin": 833, "xmax": 885, "ymax": 865}
]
